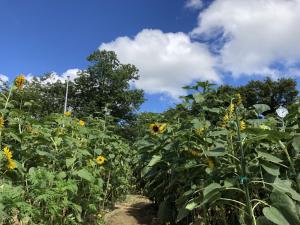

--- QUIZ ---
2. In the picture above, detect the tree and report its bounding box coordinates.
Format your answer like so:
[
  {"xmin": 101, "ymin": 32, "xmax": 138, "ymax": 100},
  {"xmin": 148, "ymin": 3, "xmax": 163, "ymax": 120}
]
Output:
[
  {"xmin": 12, "ymin": 50, "xmax": 144, "ymax": 123},
  {"xmin": 72, "ymin": 50, "xmax": 144, "ymax": 122},
  {"xmin": 216, "ymin": 77, "xmax": 298, "ymax": 111}
]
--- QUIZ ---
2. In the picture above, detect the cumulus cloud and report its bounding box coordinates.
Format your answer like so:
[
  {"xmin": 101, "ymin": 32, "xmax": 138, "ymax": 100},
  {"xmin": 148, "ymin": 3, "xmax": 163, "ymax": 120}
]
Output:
[
  {"xmin": 185, "ymin": 0, "xmax": 203, "ymax": 10},
  {"xmin": 191, "ymin": 0, "xmax": 300, "ymax": 76},
  {"xmin": 100, "ymin": 29, "xmax": 219, "ymax": 98},
  {"xmin": 26, "ymin": 69, "xmax": 80, "ymax": 84},
  {"xmin": 0, "ymin": 74, "xmax": 9, "ymax": 83}
]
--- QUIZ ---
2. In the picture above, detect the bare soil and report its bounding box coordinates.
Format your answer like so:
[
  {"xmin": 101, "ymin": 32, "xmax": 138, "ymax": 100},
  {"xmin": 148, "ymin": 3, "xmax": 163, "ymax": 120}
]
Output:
[{"xmin": 104, "ymin": 195, "xmax": 158, "ymax": 225}]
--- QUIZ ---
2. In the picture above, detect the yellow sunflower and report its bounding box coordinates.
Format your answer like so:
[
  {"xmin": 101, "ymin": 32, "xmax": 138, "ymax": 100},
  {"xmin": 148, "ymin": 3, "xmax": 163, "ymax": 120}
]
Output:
[
  {"xmin": 159, "ymin": 123, "xmax": 167, "ymax": 132},
  {"xmin": 15, "ymin": 75, "xmax": 26, "ymax": 89},
  {"xmin": 7, "ymin": 160, "xmax": 16, "ymax": 170},
  {"xmin": 190, "ymin": 150, "xmax": 201, "ymax": 157},
  {"xmin": 79, "ymin": 120, "xmax": 85, "ymax": 126},
  {"xmin": 228, "ymin": 103, "xmax": 235, "ymax": 115},
  {"xmin": 0, "ymin": 116, "xmax": 4, "ymax": 129},
  {"xmin": 3, "ymin": 146, "xmax": 12, "ymax": 160},
  {"xmin": 207, "ymin": 158, "xmax": 214, "ymax": 169},
  {"xmin": 222, "ymin": 114, "xmax": 230, "ymax": 127},
  {"xmin": 195, "ymin": 127, "xmax": 205, "ymax": 136},
  {"xmin": 240, "ymin": 120, "xmax": 246, "ymax": 131},
  {"xmin": 149, "ymin": 123, "xmax": 167, "ymax": 134},
  {"xmin": 96, "ymin": 155, "xmax": 105, "ymax": 165},
  {"xmin": 235, "ymin": 93, "xmax": 242, "ymax": 106},
  {"xmin": 64, "ymin": 111, "xmax": 72, "ymax": 116}
]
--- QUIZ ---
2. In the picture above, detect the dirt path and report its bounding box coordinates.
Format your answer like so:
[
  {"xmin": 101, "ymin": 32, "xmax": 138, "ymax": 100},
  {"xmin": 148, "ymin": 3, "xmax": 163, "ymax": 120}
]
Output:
[{"xmin": 104, "ymin": 195, "xmax": 158, "ymax": 225}]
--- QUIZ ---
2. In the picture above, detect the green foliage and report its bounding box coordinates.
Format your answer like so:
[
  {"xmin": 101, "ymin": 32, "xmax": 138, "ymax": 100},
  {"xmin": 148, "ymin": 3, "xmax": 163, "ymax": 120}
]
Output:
[
  {"xmin": 217, "ymin": 77, "xmax": 298, "ymax": 111},
  {"xmin": 0, "ymin": 81, "xmax": 134, "ymax": 224},
  {"xmin": 135, "ymin": 82, "xmax": 300, "ymax": 224},
  {"xmin": 12, "ymin": 50, "xmax": 144, "ymax": 124}
]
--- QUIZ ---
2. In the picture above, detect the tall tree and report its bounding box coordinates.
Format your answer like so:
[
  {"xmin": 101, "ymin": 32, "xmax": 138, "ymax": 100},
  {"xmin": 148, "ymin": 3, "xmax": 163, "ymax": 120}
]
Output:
[
  {"xmin": 73, "ymin": 50, "xmax": 144, "ymax": 121},
  {"xmin": 12, "ymin": 50, "xmax": 144, "ymax": 123}
]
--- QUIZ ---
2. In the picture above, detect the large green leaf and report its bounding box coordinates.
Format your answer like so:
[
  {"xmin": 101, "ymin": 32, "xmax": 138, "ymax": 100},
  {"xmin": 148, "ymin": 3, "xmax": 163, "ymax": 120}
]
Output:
[
  {"xmin": 75, "ymin": 169, "xmax": 94, "ymax": 182},
  {"xmin": 141, "ymin": 155, "xmax": 162, "ymax": 177},
  {"xmin": 192, "ymin": 92, "xmax": 205, "ymax": 103},
  {"xmin": 292, "ymin": 136, "xmax": 300, "ymax": 153},
  {"xmin": 256, "ymin": 216, "xmax": 275, "ymax": 225},
  {"xmin": 257, "ymin": 151, "xmax": 283, "ymax": 163},
  {"xmin": 261, "ymin": 161, "xmax": 280, "ymax": 176},
  {"xmin": 254, "ymin": 104, "xmax": 271, "ymax": 114},
  {"xmin": 263, "ymin": 206, "xmax": 290, "ymax": 225},
  {"xmin": 203, "ymin": 147, "xmax": 225, "ymax": 157},
  {"xmin": 272, "ymin": 178, "xmax": 300, "ymax": 202},
  {"xmin": 270, "ymin": 191, "xmax": 300, "ymax": 225},
  {"xmin": 66, "ymin": 157, "xmax": 76, "ymax": 168}
]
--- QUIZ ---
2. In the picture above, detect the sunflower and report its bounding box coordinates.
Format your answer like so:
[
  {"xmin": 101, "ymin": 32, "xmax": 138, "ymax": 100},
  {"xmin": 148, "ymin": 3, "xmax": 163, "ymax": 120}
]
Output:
[
  {"xmin": 79, "ymin": 120, "xmax": 85, "ymax": 126},
  {"xmin": 7, "ymin": 160, "xmax": 16, "ymax": 170},
  {"xmin": 240, "ymin": 120, "xmax": 246, "ymax": 131},
  {"xmin": 64, "ymin": 111, "xmax": 72, "ymax": 116},
  {"xmin": 190, "ymin": 150, "xmax": 201, "ymax": 157},
  {"xmin": 207, "ymin": 158, "xmax": 214, "ymax": 169},
  {"xmin": 228, "ymin": 103, "xmax": 235, "ymax": 115},
  {"xmin": 3, "ymin": 146, "xmax": 12, "ymax": 160},
  {"xmin": 159, "ymin": 123, "xmax": 167, "ymax": 132},
  {"xmin": 0, "ymin": 116, "xmax": 4, "ymax": 129},
  {"xmin": 195, "ymin": 127, "xmax": 205, "ymax": 136},
  {"xmin": 150, "ymin": 123, "xmax": 167, "ymax": 134},
  {"xmin": 235, "ymin": 93, "xmax": 242, "ymax": 106},
  {"xmin": 15, "ymin": 75, "xmax": 26, "ymax": 89},
  {"xmin": 222, "ymin": 114, "xmax": 230, "ymax": 127},
  {"xmin": 96, "ymin": 155, "xmax": 105, "ymax": 165}
]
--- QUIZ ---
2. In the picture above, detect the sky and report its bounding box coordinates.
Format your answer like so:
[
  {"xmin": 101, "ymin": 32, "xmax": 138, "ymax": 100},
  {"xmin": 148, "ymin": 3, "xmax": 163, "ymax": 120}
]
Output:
[{"xmin": 1, "ymin": 0, "xmax": 300, "ymax": 112}]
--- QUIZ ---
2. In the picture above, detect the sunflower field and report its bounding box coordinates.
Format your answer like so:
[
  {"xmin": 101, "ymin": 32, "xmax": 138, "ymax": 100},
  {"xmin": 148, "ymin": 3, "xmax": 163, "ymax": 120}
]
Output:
[
  {"xmin": 135, "ymin": 82, "xmax": 300, "ymax": 225},
  {"xmin": 1, "ymin": 74, "xmax": 300, "ymax": 225},
  {"xmin": 0, "ymin": 75, "xmax": 133, "ymax": 224}
]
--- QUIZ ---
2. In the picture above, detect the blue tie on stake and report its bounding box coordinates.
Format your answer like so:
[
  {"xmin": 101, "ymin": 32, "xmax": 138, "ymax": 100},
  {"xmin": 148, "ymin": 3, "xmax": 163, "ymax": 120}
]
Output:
[{"xmin": 239, "ymin": 176, "xmax": 248, "ymax": 185}]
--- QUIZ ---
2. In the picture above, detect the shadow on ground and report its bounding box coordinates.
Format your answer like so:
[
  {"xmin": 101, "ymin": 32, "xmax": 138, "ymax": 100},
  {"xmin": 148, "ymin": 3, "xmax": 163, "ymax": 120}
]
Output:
[{"xmin": 105, "ymin": 195, "xmax": 159, "ymax": 225}]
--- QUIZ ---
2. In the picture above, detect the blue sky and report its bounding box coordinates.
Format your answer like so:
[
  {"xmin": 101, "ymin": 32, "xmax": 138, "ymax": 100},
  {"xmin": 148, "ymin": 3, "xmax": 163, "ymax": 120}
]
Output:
[
  {"xmin": 1, "ymin": 0, "xmax": 300, "ymax": 112},
  {"xmin": 0, "ymin": 0, "xmax": 195, "ymax": 75}
]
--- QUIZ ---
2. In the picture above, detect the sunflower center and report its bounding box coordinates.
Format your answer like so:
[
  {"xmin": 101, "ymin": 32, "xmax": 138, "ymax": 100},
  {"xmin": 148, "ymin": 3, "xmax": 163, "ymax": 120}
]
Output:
[{"xmin": 153, "ymin": 125, "xmax": 160, "ymax": 132}]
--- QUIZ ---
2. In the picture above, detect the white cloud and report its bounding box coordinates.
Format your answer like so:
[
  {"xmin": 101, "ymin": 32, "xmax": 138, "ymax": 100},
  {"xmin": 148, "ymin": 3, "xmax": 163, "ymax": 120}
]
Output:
[
  {"xmin": 100, "ymin": 29, "xmax": 219, "ymax": 98},
  {"xmin": 61, "ymin": 69, "xmax": 80, "ymax": 81},
  {"xmin": 26, "ymin": 69, "xmax": 80, "ymax": 84},
  {"xmin": 191, "ymin": 0, "xmax": 300, "ymax": 77},
  {"xmin": 186, "ymin": 0, "xmax": 203, "ymax": 9},
  {"xmin": 0, "ymin": 74, "xmax": 9, "ymax": 83}
]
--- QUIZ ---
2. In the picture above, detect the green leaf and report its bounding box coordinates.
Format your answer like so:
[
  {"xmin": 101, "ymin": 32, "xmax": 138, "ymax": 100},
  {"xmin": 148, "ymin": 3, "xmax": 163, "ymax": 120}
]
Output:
[
  {"xmin": 257, "ymin": 151, "xmax": 283, "ymax": 163},
  {"xmin": 75, "ymin": 169, "xmax": 94, "ymax": 182},
  {"xmin": 256, "ymin": 216, "xmax": 277, "ymax": 225},
  {"xmin": 24, "ymin": 101, "xmax": 32, "ymax": 106},
  {"xmin": 272, "ymin": 178, "xmax": 300, "ymax": 202},
  {"xmin": 141, "ymin": 155, "xmax": 162, "ymax": 177},
  {"xmin": 7, "ymin": 132, "xmax": 21, "ymax": 143},
  {"xmin": 254, "ymin": 104, "xmax": 271, "ymax": 114},
  {"xmin": 203, "ymin": 183, "xmax": 222, "ymax": 197},
  {"xmin": 203, "ymin": 147, "xmax": 225, "ymax": 157},
  {"xmin": 270, "ymin": 191, "xmax": 300, "ymax": 224},
  {"xmin": 184, "ymin": 183, "xmax": 223, "ymax": 211},
  {"xmin": 66, "ymin": 157, "xmax": 76, "ymax": 168},
  {"xmin": 185, "ymin": 198, "xmax": 200, "ymax": 211},
  {"xmin": 202, "ymin": 106, "xmax": 220, "ymax": 113},
  {"xmin": 36, "ymin": 150, "xmax": 54, "ymax": 158},
  {"xmin": 176, "ymin": 206, "xmax": 190, "ymax": 222},
  {"xmin": 193, "ymin": 93, "xmax": 205, "ymax": 104},
  {"xmin": 292, "ymin": 136, "xmax": 300, "ymax": 153},
  {"xmin": 263, "ymin": 206, "xmax": 290, "ymax": 225},
  {"xmin": 261, "ymin": 161, "xmax": 280, "ymax": 176}
]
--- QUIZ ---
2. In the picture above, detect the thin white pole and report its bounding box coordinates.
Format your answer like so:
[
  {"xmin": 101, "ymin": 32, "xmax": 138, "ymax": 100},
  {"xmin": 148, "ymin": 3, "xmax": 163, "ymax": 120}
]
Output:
[{"xmin": 64, "ymin": 76, "xmax": 70, "ymax": 113}]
